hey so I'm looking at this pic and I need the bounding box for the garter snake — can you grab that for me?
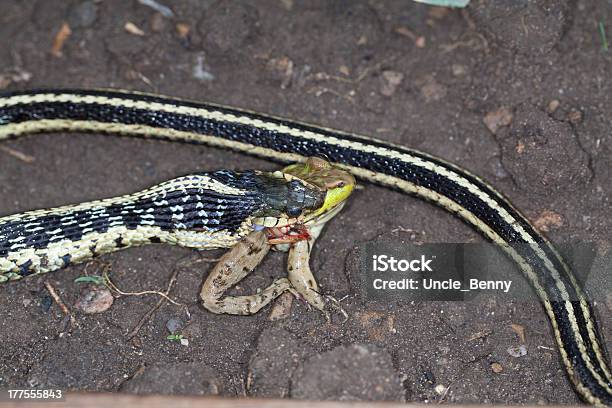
[0,89,610,405]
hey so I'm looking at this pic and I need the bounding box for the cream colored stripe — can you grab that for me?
[2,224,241,277]
[0,171,246,223]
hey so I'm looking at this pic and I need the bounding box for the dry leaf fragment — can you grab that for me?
[51,22,72,58]
[381,70,404,96]
[533,210,564,232]
[468,329,492,341]
[394,26,425,48]
[510,323,526,343]
[491,362,503,373]
[176,22,190,38]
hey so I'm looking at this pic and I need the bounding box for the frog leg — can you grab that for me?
[286,223,348,321]
[200,230,297,315]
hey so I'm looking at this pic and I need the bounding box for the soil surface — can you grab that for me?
[0,0,610,405]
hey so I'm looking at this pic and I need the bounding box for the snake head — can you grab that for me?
[281,157,355,225]
[251,158,355,233]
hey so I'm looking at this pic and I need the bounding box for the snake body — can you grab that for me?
[0,89,610,405]
[0,169,326,281]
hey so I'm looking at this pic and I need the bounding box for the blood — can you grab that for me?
[265,224,310,244]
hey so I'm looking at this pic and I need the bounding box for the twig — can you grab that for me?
[355,54,399,82]
[123,254,217,340]
[125,265,182,340]
[312,72,354,84]
[105,274,183,306]
[600,22,609,51]
[0,145,35,163]
[306,86,355,103]
[126,294,166,340]
[44,281,77,329]
[51,22,71,58]
[137,0,174,18]
[437,383,452,404]
[100,261,182,306]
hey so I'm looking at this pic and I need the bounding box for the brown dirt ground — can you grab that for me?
[0,0,610,405]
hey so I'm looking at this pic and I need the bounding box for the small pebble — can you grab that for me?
[567,109,583,124]
[483,107,513,135]
[434,384,448,395]
[418,75,446,102]
[338,65,350,76]
[452,64,467,77]
[192,53,215,82]
[166,317,183,333]
[507,345,528,358]
[68,0,98,28]
[547,99,560,113]
[74,286,114,314]
[380,70,404,97]
[487,156,509,179]
[438,345,450,355]
[420,368,436,385]
[125,22,145,36]
[40,295,53,313]
[150,13,166,32]
[491,362,503,373]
